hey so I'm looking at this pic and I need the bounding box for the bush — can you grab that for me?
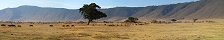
[124,17,138,23]
[171,19,177,22]
[206,21,215,23]
[78,21,85,23]
[103,21,109,23]
[151,20,158,23]
[17,25,21,27]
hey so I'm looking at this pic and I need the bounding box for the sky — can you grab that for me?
[0,0,198,10]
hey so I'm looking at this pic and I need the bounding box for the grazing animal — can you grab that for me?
[1,24,6,26]
[8,25,16,27]
[29,25,33,27]
[71,25,74,27]
[104,24,106,25]
[49,25,53,27]
[108,24,115,26]
[62,25,65,27]
[66,25,70,27]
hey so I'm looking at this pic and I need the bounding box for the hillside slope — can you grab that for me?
[0,0,223,22]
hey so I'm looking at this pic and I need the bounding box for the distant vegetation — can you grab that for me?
[124,17,139,23]
[193,19,198,22]
[79,3,107,25]
[171,19,177,22]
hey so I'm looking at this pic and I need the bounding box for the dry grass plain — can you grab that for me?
[0,19,224,40]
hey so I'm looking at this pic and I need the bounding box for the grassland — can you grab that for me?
[0,19,224,40]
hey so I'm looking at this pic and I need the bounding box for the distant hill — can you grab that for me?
[0,6,82,22]
[0,0,223,22]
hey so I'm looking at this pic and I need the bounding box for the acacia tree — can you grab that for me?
[79,3,107,25]
[193,19,198,22]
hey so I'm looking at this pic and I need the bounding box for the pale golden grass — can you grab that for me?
[0,19,224,40]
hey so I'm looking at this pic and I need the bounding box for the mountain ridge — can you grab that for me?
[0,0,223,22]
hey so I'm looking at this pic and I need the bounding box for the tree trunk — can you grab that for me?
[193,20,196,23]
[87,20,91,25]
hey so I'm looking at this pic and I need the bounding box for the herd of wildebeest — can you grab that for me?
[0,20,216,27]
[1,24,27,27]
[0,24,77,27]
[0,22,148,27]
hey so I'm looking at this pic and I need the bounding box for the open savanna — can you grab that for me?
[0,19,224,40]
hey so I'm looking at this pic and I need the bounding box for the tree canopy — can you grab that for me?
[79,3,107,25]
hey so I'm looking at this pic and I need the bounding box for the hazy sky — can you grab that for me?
[0,0,198,10]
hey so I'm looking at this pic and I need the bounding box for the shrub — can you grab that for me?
[171,19,177,22]
[103,21,109,23]
[17,25,21,27]
[151,20,158,23]
[124,17,138,23]
[78,21,85,23]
